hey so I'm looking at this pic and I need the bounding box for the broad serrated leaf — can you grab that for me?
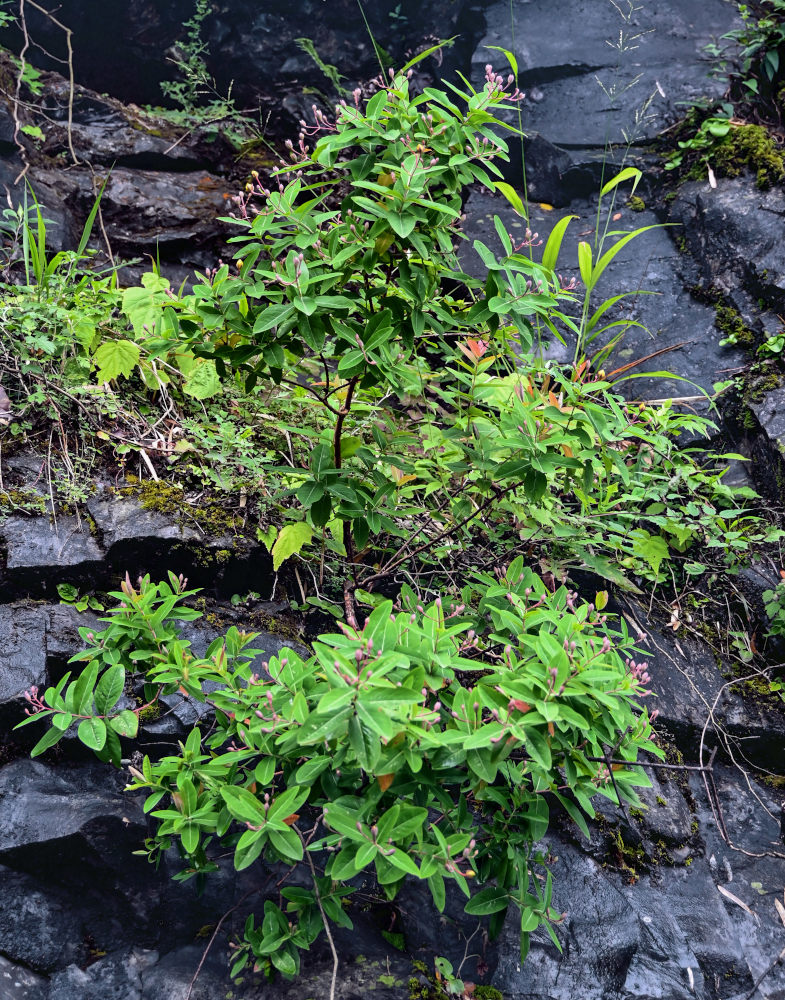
[183,360,222,399]
[271,521,313,571]
[93,339,141,382]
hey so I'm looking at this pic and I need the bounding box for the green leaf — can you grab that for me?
[93,339,141,382]
[294,756,331,785]
[577,242,593,289]
[221,785,266,825]
[180,824,199,854]
[494,182,526,218]
[600,166,642,198]
[271,947,298,977]
[386,848,420,877]
[183,360,222,399]
[109,710,139,738]
[309,443,333,479]
[464,885,510,915]
[272,521,313,571]
[632,529,669,577]
[78,717,107,751]
[296,480,325,507]
[578,553,642,593]
[267,785,310,824]
[428,872,446,912]
[484,43,518,77]
[94,664,125,715]
[234,828,266,870]
[268,826,304,861]
[30,726,66,757]
[542,215,577,272]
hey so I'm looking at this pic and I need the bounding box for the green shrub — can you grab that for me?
[19,566,658,976]
[126,67,770,595]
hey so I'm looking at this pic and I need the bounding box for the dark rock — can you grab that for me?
[48,948,158,1000]
[0,867,88,972]
[6,0,476,111]
[0,158,77,253]
[78,167,230,257]
[0,515,104,599]
[0,956,48,1000]
[0,605,47,737]
[43,603,102,679]
[137,945,230,1000]
[493,764,785,999]
[501,134,580,206]
[744,384,785,509]
[622,598,785,770]
[476,0,738,154]
[0,760,144,867]
[39,79,232,173]
[670,178,785,315]
[86,494,200,587]
[750,386,785,458]
[86,494,273,597]
[0,100,16,154]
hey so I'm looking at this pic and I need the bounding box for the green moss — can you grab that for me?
[741,406,758,431]
[137,702,162,722]
[122,477,239,536]
[655,795,668,807]
[711,124,785,190]
[715,303,755,347]
[746,368,782,403]
[474,989,504,1000]
[0,488,48,515]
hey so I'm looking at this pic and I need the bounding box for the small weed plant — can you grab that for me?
[716,0,785,103]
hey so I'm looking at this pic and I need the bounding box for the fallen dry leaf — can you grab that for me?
[718,884,759,922]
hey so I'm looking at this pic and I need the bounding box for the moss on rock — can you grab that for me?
[687,123,785,190]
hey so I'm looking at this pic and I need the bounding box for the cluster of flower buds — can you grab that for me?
[484,63,525,102]
[625,657,651,693]
[253,688,281,733]
[445,837,478,876]
[22,685,46,715]
[509,228,543,252]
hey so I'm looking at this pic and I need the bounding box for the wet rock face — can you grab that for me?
[0,488,272,601]
[670,178,785,315]
[477,0,738,150]
[8,0,477,107]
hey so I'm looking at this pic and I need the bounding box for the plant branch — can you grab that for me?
[359,481,519,590]
[300,828,339,1000]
